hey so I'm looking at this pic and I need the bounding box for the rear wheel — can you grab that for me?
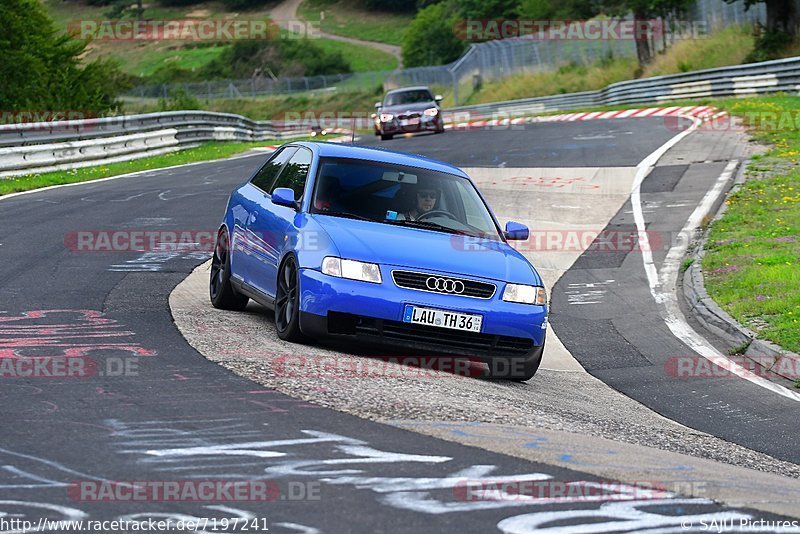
[210,228,248,311]
[275,256,305,342]
[486,339,545,382]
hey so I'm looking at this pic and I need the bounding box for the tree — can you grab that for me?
[0,0,127,113]
[402,2,467,67]
[728,0,799,36]
[602,0,693,66]
[456,0,520,19]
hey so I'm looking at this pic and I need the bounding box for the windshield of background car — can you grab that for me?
[384,90,434,106]
[310,157,502,240]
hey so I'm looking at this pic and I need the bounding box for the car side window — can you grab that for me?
[250,147,297,192]
[270,147,312,200]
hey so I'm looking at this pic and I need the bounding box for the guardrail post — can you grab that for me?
[451,70,459,106]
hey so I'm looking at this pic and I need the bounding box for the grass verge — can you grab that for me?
[314,38,398,71]
[0,140,297,197]
[299,0,411,46]
[701,95,800,353]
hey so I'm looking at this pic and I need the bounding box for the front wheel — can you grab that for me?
[380,133,394,141]
[275,256,305,342]
[210,228,249,311]
[486,339,545,382]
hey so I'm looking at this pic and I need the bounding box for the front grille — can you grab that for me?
[354,317,534,356]
[397,112,421,120]
[392,270,496,299]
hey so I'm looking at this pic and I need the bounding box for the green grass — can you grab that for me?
[299,0,411,46]
[701,95,800,353]
[0,140,299,196]
[314,37,397,71]
[464,26,755,106]
[122,44,230,77]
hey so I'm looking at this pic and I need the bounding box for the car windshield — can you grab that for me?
[384,90,434,106]
[310,157,502,241]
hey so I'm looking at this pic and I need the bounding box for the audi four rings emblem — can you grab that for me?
[426,276,465,294]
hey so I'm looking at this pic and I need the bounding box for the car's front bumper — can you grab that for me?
[297,267,546,361]
[380,115,442,134]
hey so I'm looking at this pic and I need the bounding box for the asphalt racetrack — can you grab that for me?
[2,119,798,532]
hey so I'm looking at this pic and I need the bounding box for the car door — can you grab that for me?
[233,147,296,288]
[246,147,312,298]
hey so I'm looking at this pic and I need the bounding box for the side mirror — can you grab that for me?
[504,221,529,240]
[370,112,377,119]
[374,102,382,110]
[271,187,297,209]
[434,94,443,102]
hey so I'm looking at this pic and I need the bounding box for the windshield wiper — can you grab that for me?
[316,210,373,222]
[387,218,471,236]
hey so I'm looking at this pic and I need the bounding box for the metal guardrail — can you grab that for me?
[0,111,314,177]
[2,55,799,177]
[448,56,800,119]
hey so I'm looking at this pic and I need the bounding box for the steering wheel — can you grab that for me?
[417,210,458,221]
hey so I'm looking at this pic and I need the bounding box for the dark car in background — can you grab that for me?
[373,86,445,141]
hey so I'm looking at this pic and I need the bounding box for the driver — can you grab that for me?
[401,186,439,221]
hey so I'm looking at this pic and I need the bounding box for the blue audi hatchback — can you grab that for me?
[211,141,547,380]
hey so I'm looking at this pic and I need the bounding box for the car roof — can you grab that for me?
[385,86,431,95]
[290,141,468,178]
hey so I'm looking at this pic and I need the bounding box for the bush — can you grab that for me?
[745,30,793,63]
[402,3,466,67]
[158,87,201,111]
[201,39,351,79]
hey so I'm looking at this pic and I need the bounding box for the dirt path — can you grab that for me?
[269,0,403,67]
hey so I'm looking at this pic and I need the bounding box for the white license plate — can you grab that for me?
[402,305,482,333]
[400,118,420,126]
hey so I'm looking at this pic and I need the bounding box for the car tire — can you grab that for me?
[210,228,249,311]
[275,256,305,342]
[380,133,393,141]
[486,339,545,382]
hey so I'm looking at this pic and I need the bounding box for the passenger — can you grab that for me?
[314,176,342,212]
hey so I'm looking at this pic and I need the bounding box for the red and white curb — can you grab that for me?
[444,106,727,129]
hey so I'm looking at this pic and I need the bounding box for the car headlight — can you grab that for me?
[423,107,438,116]
[322,257,382,284]
[380,113,394,122]
[502,284,546,305]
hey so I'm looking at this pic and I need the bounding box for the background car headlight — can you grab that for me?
[322,257,382,284]
[502,284,546,305]
[380,113,394,122]
[423,107,438,116]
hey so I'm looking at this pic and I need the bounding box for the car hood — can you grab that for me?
[312,215,541,285]
[381,102,438,114]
